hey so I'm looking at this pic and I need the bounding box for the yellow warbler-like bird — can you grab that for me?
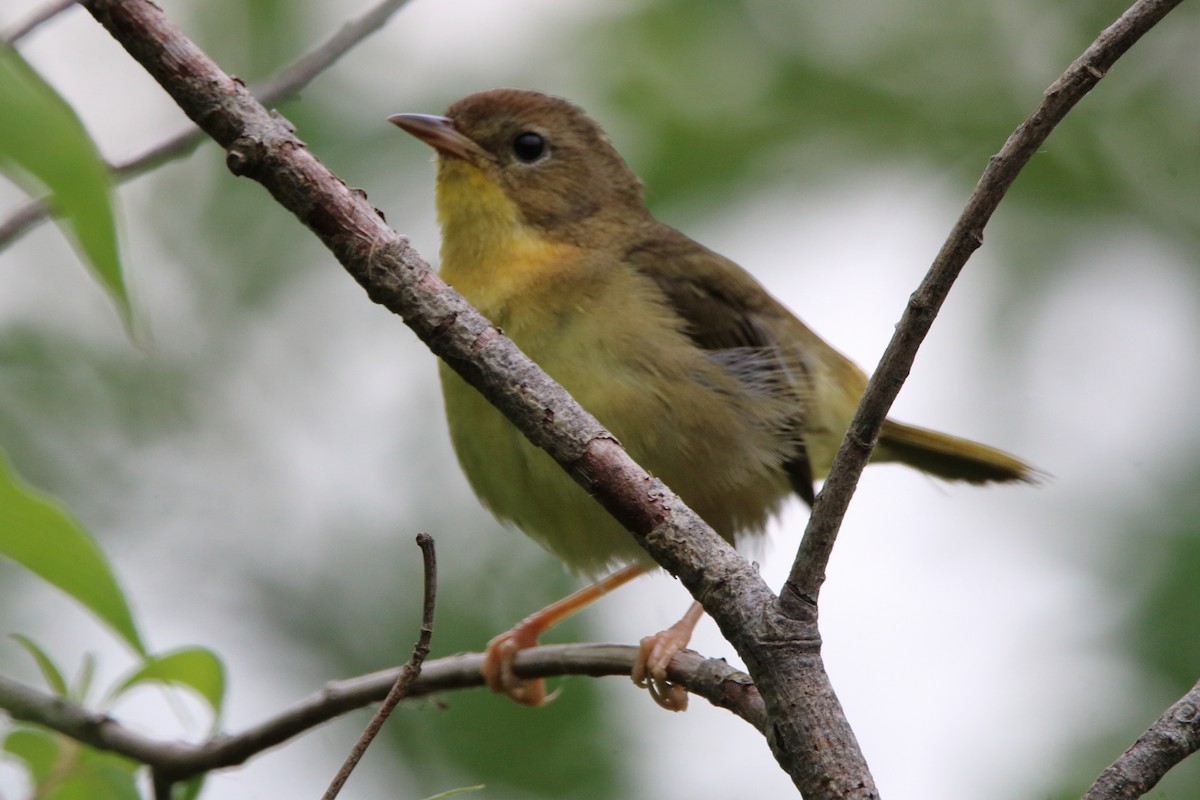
[390,89,1033,711]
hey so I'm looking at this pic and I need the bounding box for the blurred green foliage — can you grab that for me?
[1,0,1199,797]
[591,1,1200,274]
[0,43,127,321]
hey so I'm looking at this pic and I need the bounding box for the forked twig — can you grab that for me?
[321,533,437,800]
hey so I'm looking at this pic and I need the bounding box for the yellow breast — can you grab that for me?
[434,158,793,575]
[435,159,577,312]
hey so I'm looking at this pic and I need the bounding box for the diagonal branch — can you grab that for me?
[785,0,1188,608]
[1083,678,1200,799]
[0,644,762,780]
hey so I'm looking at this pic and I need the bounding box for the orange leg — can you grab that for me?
[483,564,647,705]
[632,600,705,712]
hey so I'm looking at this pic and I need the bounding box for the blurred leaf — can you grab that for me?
[3,728,141,800]
[173,774,208,800]
[47,745,141,800]
[3,727,59,783]
[0,451,146,655]
[112,646,226,715]
[72,652,97,704]
[0,44,129,323]
[10,634,68,696]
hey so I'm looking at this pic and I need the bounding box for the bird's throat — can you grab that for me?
[435,158,579,319]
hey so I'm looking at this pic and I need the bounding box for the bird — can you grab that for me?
[389,88,1034,711]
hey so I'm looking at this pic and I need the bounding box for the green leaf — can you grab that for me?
[62,747,141,800]
[71,652,98,703]
[0,452,146,655]
[9,634,69,696]
[3,727,60,783]
[173,774,208,800]
[49,747,140,800]
[5,729,141,800]
[0,43,130,323]
[112,646,226,715]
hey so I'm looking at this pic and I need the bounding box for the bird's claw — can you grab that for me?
[632,628,691,712]
[482,628,548,706]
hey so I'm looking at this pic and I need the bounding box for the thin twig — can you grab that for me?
[1,0,77,43]
[322,533,437,800]
[0,0,413,250]
[1083,678,1200,800]
[250,0,412,112]
[0,201,47,249]
[113,0,413,181]
[784,0,1187,609]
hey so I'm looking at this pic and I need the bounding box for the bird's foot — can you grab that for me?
[482,626,548,706]
[631,620,694,712]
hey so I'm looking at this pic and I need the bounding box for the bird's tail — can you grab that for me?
[875,419,1037,485]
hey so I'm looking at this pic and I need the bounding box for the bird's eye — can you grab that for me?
[512,132,546,163]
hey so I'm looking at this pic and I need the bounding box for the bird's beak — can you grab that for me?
[388,113,483,161]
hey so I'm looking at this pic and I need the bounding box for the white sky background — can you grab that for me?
[3,1,1199,799]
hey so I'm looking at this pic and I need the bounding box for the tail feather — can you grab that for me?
[876,420,1037,485]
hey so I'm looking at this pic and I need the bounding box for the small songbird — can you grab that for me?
[390,89,1033,711]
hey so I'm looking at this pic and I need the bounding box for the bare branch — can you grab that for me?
[1084,678,1200,800]
[0,644,761,780]
[1,0,77,44]
[112,0,414,182]
[250,0,413,112]
[786,0,1188,607]
[0,0,414,250]
[321,533,437,800]
[0,201,47,250]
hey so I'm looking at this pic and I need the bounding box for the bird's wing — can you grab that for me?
[623,225,817,504]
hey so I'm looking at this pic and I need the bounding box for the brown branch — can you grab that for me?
[1083,678,1200,800]
[0,201,47,250]
[786,0,1188,608]
[0,0,413,250]
[0,644,762,780]
[321,533,437,800]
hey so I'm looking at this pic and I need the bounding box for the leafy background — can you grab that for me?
[2,0,1199,797]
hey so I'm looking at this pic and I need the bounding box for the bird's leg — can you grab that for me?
[631,600,705,712]
[483,563,647,705]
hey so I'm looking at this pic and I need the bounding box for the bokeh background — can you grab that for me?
[3,0,1200,797]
